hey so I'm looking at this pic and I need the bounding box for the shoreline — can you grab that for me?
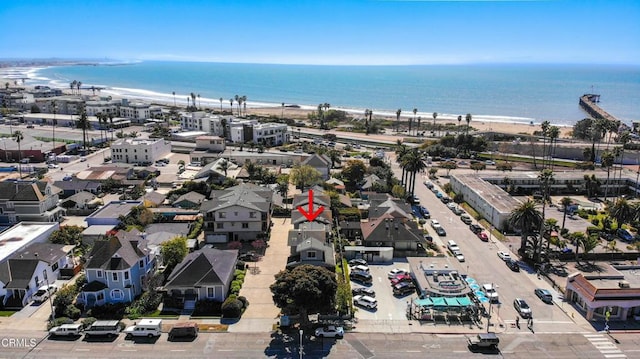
[2,66,574,138]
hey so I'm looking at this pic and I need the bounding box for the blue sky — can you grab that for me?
[1,0,639,65]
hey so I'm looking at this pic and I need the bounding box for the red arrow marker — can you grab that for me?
[297,189,325,222]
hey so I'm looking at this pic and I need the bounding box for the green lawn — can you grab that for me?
[0,310,17,317]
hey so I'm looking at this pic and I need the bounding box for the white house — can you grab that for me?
[119,99,151,123]
[110,138,171,165]
[252,122,289,146]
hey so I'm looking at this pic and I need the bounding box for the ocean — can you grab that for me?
[27,61,640,126]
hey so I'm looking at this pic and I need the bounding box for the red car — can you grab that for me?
[390,274,412,285]
[478,232,489,242]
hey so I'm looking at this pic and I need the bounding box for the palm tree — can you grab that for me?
[229,98,234,114]
[508,199,543,259]
[242,95,247,116]
[197,94,201,110]
[560,196,573,230]
[219,97,223,112]
[412,108,417,136]
[13,130,24,177]
[432,112,437,136]
[465,113,472,136]
[76,81,82,95]
[281,102,285,120]
[395,109,401,133]
[108,113,114,141]
[608,198,633,228]
[234,95,240,116]
[601,150,615,201]
[366,108,372,135]
[401,148,426,197]
[615,131,631,198]
[77,104,89,150]
[217,159,230,177]
[395,144,410,188]
[457,115,462,136]
[540,121,550,169]
[190,93,196,111]
[186,97,191,111]
[172,91,176,107]
[548,126,560,170]
[416,116,421,136]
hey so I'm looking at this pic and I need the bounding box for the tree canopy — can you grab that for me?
[160,236,188,275]
[270,265,337,322]
[49,225,84,246]
[290,164,322,190]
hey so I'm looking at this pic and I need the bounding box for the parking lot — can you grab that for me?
[350,262,415,322]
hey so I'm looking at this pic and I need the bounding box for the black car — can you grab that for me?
[238,253,261,262]
[348,259,368,267]
[505,259,520,272]
[393,282,416,296]
[469,224,483,234]
[352,287,376,297]
[435,227,447,236]
[350,271,373,284]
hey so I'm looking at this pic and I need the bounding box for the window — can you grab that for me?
[250,212,256,218]
[139,260,144,268]
[111,289,124,300]
[216,223,224,229]
[234,212,238,216]
[307,251,317,259]
[112,272,118,281]
[97,292,104,300]
[51,262,59,271]
[124,271,129,280]
[218,212,226,219]
[207,287,214,298]
[97,270,103,278]
[242,223,249,229]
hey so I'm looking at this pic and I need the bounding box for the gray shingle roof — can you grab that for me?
[0,259,39,289]
[164,248,238,288]
[85,236,148,270]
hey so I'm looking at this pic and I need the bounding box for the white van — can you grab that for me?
[85,320,122,338]
[123,319,162,338]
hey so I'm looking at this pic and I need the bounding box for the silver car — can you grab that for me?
[514,298,532,318]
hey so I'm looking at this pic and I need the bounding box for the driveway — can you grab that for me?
[231,217,292,332]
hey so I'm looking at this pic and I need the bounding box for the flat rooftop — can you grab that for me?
[408,257,472,297]
[0,222,59,262]
[451,173,520,214]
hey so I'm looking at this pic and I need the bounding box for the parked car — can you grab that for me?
[469,224,483,234]
[424,181,434,189]
[497,251,511,261]
[238,252,261,262]
[390,274,412,285]
[534,288,553,304]
[440,196,452,204]
[505,259,520,272]
[49,323,83,337]
[168,322,199,341]
[513,298,532,318]
[387,268,408,279]
[84,320,122,338]
[352,287,376,297]
[446,202,457,210]
[617,228,634,242]
[123,319,162,338]
[430,220,441,229]
[460,215,472,225]
[33,284,58,303]
[435,227,447,236]
[314,325,344,338]
[392,282,416,296]
[424,234,433,242]
[353,295,378,309]
[477,232,489,242]
[452,207,463,215]
[350,271,373,284]
[419,206,431,219]
[348,259,368,266]
[351,264,370,273]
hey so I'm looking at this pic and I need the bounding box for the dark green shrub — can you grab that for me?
[237,296,249,309]
[221,298,243,318]
[82,317,97,329]
[87,303,127,319]
[47,317,73,330]
[193,300,222,316]
[64,305,82,320]
[591,218,600,226]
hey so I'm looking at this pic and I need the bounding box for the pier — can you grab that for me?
[579,94,618,123]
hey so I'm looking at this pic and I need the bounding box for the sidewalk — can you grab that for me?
[229,217,292,332]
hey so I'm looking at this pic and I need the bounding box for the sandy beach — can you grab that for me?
[249,106,574,139]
